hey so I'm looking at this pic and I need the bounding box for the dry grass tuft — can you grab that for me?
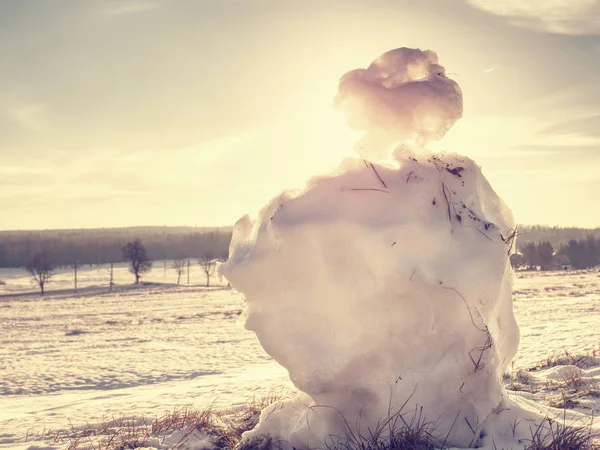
[217,391,289,449]
[505,369,540,393]
[534,350,599,371]
[559,366,586,389]
[31,387,600,450]
[65,417,152,450]
[548,392,580,410]
[151,405,218,435]
[578,387,600,399]
[523,417,599,450]
[505,349,600,412]
[319,405,439,450]
[45,392,290,450]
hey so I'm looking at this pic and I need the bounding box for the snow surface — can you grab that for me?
[0,269,599,449]
[0,267,286,450]
[513,270,600,369]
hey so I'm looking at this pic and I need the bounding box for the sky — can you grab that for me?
[1,0,599,230]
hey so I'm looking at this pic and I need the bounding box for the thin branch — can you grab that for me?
[343,188,390,193]
[475,228,494,242]
[441,183,452,223]
[441,410,461,450]
[368,162,388,189]
[442,286,486,332]
[465,417,475,435]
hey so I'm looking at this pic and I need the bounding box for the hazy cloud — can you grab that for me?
[0,0,599,229]
[466,0,600,35]
[99,0,165,16]
[539,114,600,139]
[0,166,51,176]
[10,104,49,131]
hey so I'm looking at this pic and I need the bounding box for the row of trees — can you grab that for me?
[516,225,600,251]
[0,227,231,268]
[23,238,227,295]
[171,258,218,286]
[125,238,221,286]
[511,236,600,271]
[557,237,599,269]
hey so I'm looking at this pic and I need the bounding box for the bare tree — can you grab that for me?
[25,251,54,295]
[122,239,152,284]
[509,253,526,270]
[198,256,216,287]
[172,259,186,285]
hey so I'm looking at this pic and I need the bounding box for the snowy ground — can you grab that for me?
[512,270,600,369]
[0,267,598,449]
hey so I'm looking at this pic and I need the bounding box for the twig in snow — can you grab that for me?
[501,226,519,255]
[440,410,461,450]
[476,228,493,242]
[270,204,283,221]
[441,183,452,223]
[443,286,493,372]
[443,286,486,333]
[367,162,388,188]
[345,188,390,193]
[465,417,476,435]
[469,332,493,373]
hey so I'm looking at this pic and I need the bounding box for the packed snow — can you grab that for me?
[334,48,463,160]
[222,147,519,448]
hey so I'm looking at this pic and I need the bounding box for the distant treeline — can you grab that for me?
[0,226,232,268]
[1,224,598,269]
[516,225,600,252]
[512,236,600,270]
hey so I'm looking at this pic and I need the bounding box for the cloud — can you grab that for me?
[541,114,600,139]
[99,0,164,16]
[334,47,463,160]
[10,104,48,131]
[0,166,51,176]
[465,0,600,35]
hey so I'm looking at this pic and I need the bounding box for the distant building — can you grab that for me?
[548,254,572,271]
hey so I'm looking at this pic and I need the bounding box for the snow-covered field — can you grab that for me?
[0,267,598,449]
[512,270,600,369]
